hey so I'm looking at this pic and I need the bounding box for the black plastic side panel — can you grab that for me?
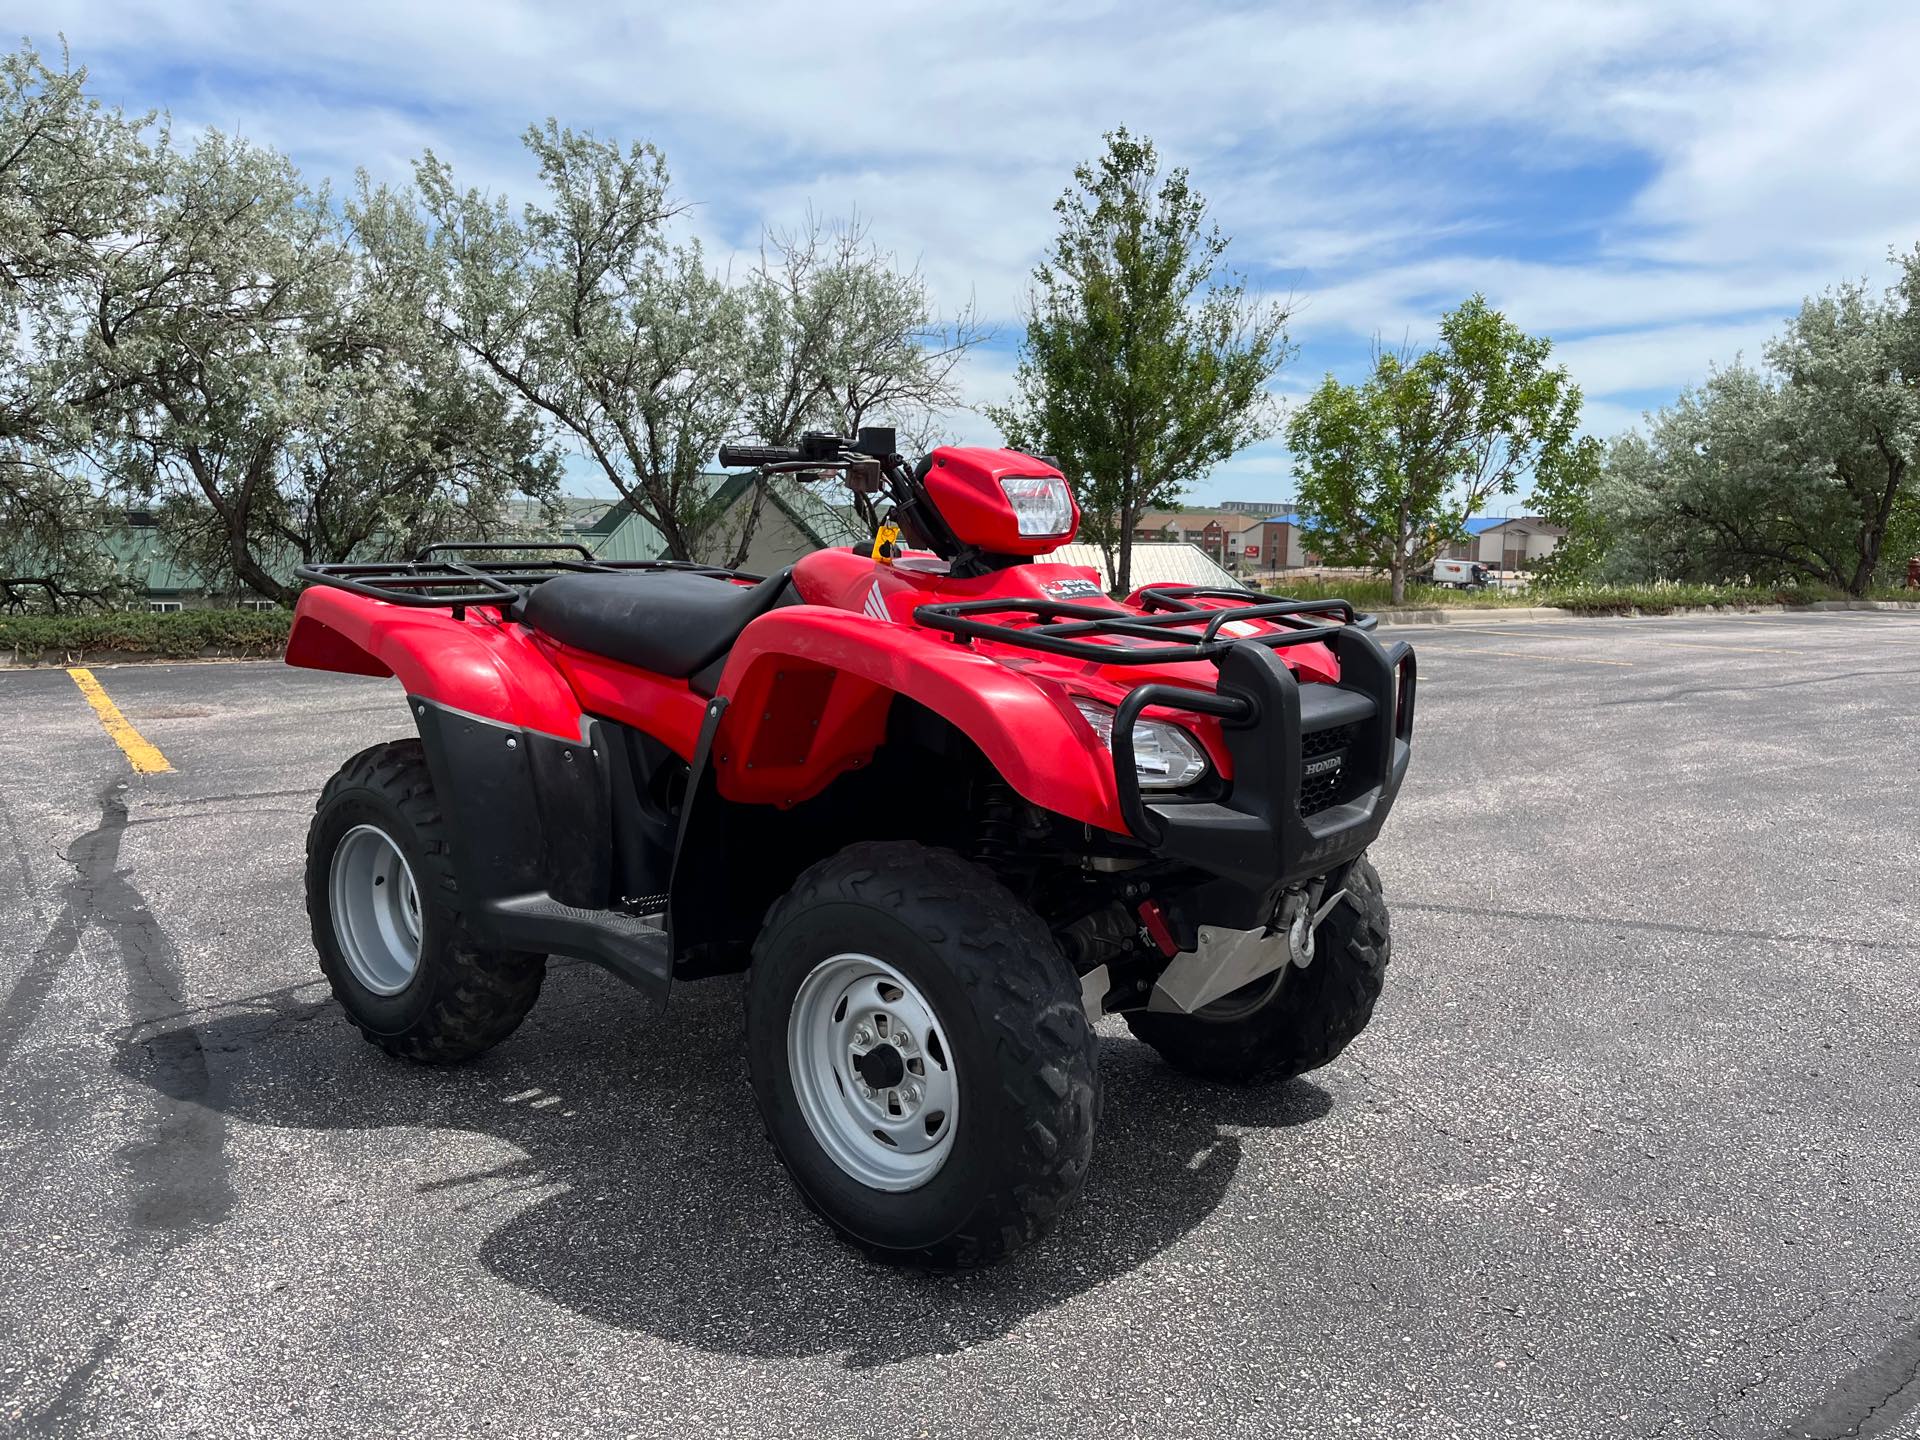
[410,698,548,922]
[409,698,613,923]
[598,720,679,906]
[527,722,612,909]
[666,696,733,980]
[409,697,670,1004]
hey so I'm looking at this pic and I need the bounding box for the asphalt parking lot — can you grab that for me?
[2,610,1917,1439]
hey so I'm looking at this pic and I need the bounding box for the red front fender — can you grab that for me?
[712,607,1125,831]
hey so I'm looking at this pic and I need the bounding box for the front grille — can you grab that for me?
[1299,724,1353,815]
[1301,724,1350,760]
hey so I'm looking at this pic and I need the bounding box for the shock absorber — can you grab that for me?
[972,779,1017,864]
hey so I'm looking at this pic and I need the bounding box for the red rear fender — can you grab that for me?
[285,588,587,739]
[712,607,1125,829]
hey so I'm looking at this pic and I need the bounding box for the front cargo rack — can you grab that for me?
[296,543,762,615]
[913,584,1378,668]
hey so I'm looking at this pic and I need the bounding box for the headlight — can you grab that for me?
[998,474,1075,537]
[1072,698,1210,790]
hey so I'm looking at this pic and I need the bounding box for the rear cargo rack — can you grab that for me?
[913,584,1378,667]
[297,543,762,615]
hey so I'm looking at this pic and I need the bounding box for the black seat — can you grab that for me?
[522,568,793,677]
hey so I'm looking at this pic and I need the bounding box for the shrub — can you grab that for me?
[0,607,292,661]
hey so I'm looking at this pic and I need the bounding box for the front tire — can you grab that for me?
[1125,855,1392,1085]
[746,842,1100,1268]
[306,740,545,1064]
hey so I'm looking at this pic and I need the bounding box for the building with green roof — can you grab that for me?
[85,472,867,609]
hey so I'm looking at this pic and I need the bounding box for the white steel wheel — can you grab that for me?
[787,953,958,1192]
[328,823,423,996]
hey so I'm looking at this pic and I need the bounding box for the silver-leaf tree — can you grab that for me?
[734,212,986,547]
[1588,254,1919,594]
[16,59,557,604]
[0,44,142,609]
[387,123,751,565]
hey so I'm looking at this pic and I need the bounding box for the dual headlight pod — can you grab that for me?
[997,474,1076,537]
[1071,697,1210,791]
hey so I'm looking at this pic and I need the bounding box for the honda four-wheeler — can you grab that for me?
[286,429,1416,1268]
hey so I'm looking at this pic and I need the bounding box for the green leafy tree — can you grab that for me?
[1288,296,1595,604]
[1539,430,1669,585]
[1597,368,1806,587]
[987,129,1291,593]
[1527,433,1617,588]
[1884,486,1920,586]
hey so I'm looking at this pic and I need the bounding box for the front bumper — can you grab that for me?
[1112,629,1415,906]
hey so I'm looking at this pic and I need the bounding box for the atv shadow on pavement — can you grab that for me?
[113,961,1334,1368]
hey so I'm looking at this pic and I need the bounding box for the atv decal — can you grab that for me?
[861,582,891,622]
[1042,577,1104,601]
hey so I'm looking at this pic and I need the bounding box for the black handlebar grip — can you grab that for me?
[717,444,801,468]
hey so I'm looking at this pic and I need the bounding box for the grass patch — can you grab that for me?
[1262,577,1917,614]
[1260,577,1533,610]
[0,607,292,662]
[1539,582,1817,615]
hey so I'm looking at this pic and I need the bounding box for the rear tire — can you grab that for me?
[305,740,544,1064]
[1125,856,1392,1085]
[746,842,1100,1268]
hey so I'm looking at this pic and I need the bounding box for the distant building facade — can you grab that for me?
[1132,510,1321,573]
[1439,517,1568,570]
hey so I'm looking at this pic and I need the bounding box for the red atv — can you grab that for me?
[287,428,1416,1267]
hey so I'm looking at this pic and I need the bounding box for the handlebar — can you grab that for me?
[718,427,898,472]
[716,444,802,468]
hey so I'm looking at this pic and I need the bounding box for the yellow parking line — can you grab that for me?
[67,668,174,775]
[1449,648,1634,667]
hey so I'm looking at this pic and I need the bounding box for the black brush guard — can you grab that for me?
[916,586,1416,896]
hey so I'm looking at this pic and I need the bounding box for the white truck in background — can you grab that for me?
[1417,557,1493,591]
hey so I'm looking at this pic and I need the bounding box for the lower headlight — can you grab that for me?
[1072,698,1211,791]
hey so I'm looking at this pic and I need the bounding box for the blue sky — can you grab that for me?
[28,1,1920,508]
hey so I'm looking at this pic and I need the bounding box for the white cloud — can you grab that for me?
[1549,320,1781,397]
[1574,397,1655,443]
[35,0,1920,491]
